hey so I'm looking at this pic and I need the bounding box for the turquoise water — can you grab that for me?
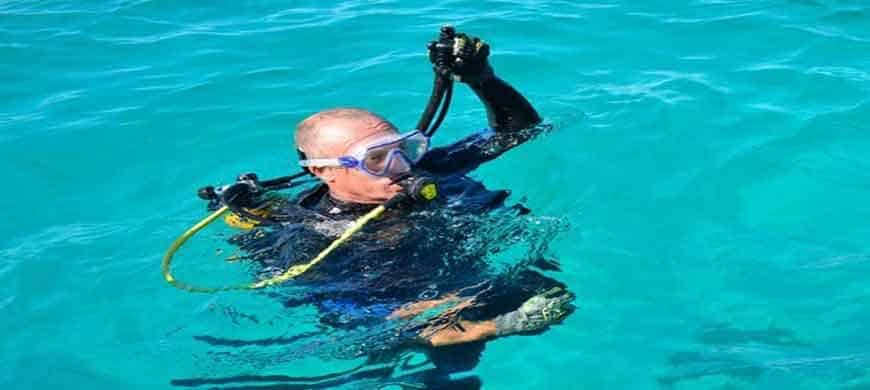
[3,0,870,388]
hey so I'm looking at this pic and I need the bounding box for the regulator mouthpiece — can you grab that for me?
[404,176,439,202]
[397,175,438,202]
[386,175,439,208]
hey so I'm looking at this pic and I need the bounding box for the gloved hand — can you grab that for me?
[493,287,574,336]
[219,174,263,209]
[428,28,494,84]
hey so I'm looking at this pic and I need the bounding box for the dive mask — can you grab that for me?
[299,130,429,177]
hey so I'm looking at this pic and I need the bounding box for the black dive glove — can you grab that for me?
[219,173,264,209]
[427,27,541,131]
[428,29,494,85]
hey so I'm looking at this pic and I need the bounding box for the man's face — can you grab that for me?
[306,118,405,204]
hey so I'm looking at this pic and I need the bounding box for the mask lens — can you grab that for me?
[382,151,412,176]
[398,134,428,162]
[360,132,429,176]
[362,148,390,174]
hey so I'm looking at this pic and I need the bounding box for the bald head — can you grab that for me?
[295,108,397,158]
[292,108,406,204]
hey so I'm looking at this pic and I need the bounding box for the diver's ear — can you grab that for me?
[310,166,336,183]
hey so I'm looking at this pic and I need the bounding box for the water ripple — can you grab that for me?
[243,66,295,78]
[45,115,106,131]
[38,89,84,108]
[643,70,731,94]
[786,24,870,43]
[0,295,14,310]
[806,66,870,83]
[800,254,870,270]
[822,6,869,22]
[574,70,728,106]
[104,65,152,75]
[325,50,417,73]
[0,112,44,127]
[663,11,767,25]
[97,105,143,114]
[0,259,15,279]
[0,223,131,260]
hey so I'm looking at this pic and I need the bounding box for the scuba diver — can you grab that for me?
[172,27,575,384]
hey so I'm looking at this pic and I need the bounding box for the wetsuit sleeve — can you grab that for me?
[470,75,541,133]
[418,75,546,175]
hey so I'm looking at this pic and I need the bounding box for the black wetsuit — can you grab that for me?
[234,75,568,372]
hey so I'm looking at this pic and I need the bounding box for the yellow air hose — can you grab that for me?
[162,204,387,293]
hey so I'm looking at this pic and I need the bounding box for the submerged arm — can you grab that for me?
[387,295,499,347]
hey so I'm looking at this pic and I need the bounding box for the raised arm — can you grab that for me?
[417,31,546,175]
[448,32,541,132]
[467,73,541,132]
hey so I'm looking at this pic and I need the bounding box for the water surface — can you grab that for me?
[2,0,870,388]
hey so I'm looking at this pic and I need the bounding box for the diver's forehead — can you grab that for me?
[306,117,397,156]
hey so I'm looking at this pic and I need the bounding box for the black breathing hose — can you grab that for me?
[418,26,456,137]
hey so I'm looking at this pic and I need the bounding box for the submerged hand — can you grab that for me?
[494,287,575,336]
[387,294,461,320]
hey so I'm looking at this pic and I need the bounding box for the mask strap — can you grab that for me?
[297,149,314,176]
